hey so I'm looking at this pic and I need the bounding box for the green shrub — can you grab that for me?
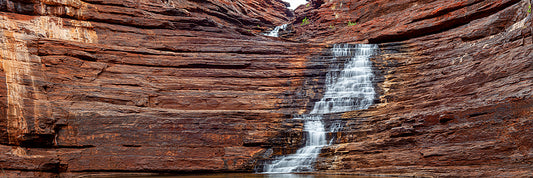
[347,21,357,26]
[301,17,310,25]
[528,4,531,13]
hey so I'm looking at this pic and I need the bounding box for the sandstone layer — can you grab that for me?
[284,0,532,177]
[0,0,532,177]
[0,0,318,176]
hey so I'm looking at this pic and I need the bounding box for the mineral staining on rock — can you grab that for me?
[0,13,98,146]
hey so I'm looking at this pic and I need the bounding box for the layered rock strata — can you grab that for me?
[0,0,316,176]
[0,0,531,177]
[285,0,532,176]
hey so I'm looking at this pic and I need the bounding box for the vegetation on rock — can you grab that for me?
[301,17,310,25]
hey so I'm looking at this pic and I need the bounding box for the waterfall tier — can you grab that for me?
[264,24,288,37]
[263,44,377,173]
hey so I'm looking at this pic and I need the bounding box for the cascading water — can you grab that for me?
[263,44,377,173]
[264,24,288,37]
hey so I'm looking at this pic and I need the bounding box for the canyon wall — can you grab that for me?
[0,0,316,176]
[0,0,532,177]
[289,0,532,176]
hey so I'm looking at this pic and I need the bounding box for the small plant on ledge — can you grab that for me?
[528,4,531,13]
[347,21,357,26]
[301,17,310,26]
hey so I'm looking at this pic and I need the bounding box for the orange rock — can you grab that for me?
[0,0,532,177]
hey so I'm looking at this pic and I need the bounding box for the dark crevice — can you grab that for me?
[469,112,489,118]
[41,163,68,173]
[439,116,455,123]
[179,63,251,69]
[157,8,191,17]
[1,168,63,174]
[83,95,131,105]
[410,0,483,23]
[67,52,98,62]
[422,153,445,158]
[102,61,252,70]
[87,11,219,30]
[19,134,55,148]
[190,8,248,27]
[313,0,325,9]
[243,142,263,147]
[369,0,521,43]
[18,133,95,148]
[150,47,288,55]
[113,83,142,87]
[80,0,130,8]
[54,145,96,148]
[460,34,487,42]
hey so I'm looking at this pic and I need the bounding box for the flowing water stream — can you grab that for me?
[264,24,288,37]
[263,44,377,173]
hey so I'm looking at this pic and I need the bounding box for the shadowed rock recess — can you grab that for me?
[0,0,531,177]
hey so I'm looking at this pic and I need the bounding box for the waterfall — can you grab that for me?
[263,44,377,173]
[264,24,288,37]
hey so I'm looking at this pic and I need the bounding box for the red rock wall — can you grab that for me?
[0,0,532,177]
[285,0,532,176]
[0,0,318,176]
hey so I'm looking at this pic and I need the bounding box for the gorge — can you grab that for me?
[0,0,532,177]
[264,44,377,173]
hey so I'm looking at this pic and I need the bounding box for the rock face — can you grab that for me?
[0,0,532,177]
[0,0,315,176]
[288,0,532,177]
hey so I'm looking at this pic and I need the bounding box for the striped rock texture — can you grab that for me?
[0,0,532,177]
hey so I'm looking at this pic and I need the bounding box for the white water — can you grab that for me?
[264,24,288,37]
[264,44,377,173]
